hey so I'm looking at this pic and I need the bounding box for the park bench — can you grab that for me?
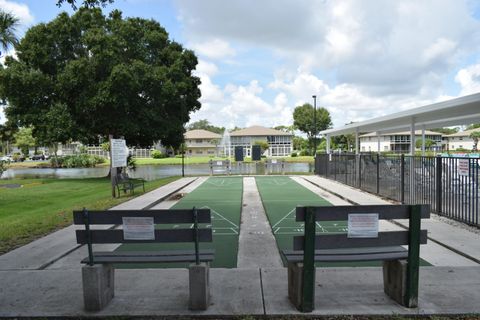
[114,172,145,197]
[73,208,214,311]
[282,204,429,312]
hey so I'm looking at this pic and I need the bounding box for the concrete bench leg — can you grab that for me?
[383,259,417,307]
[189,263,210,310]
[288,262,305,311]
[82,264,114,311]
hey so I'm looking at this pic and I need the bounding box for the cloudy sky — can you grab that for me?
[2,0,480,129]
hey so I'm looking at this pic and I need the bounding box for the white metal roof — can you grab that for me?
[320,92,480,136]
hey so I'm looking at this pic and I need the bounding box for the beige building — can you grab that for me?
[359,130,442,153]
[444,128,480,151]
[184,129,221,157]
[230,126,293,157]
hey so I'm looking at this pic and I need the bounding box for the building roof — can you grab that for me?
[320,92,480,136]
[360,130,442,138]
[230,126,292,137]
[184,129,221,139]
[444,128,480,137]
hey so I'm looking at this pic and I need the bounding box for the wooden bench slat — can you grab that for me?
[90,249,215,257]
[293,230,428,250]
[296,204,430,221]
[81,254,215,264]
[283,251,408,263]
[73,209,211,225]
[282,246,407,257]
[76,229,212,244]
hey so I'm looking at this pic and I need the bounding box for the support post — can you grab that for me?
[109,135,116,198]
[401,154,405,204]
[301,207,316,312]
[421,125,426,157]
[376,153,380,194]
[435,156,442,213]
[405,205,421,307]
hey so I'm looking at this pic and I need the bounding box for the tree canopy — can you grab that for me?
[469,131,480,151]
[293,103,332,139]
[187,119,224,134]
[56,0,113,10]
[430,127,459,135]
[0,10,19,56]
[0,8,201,148]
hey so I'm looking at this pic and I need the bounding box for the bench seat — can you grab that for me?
[81,249,215,264]
[283,246,408,263]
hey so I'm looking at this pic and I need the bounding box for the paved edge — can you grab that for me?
[237,177,283,268]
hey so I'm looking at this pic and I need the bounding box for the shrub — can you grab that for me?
[52,154,105,168]
[151,150,167,159]
[299,149,310,156]
[291,152,298,157]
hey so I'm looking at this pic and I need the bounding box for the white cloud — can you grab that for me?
[189,39,236,60]
[0,0,34,26]
[196,60,219,77]
[455,63,480,96]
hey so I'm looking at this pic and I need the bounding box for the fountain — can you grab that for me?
[220,129,231,158]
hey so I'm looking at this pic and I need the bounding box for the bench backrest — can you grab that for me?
[73,208,212,265]
[294,204,430,250]
[115,172,130,183]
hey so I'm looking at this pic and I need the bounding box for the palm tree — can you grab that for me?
[469,131,480,151]
[0,10,19,57]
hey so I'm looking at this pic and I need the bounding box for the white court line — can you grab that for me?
[271,208,296,229]
[201,206,239,229]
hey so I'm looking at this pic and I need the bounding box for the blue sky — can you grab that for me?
[2,0,480,129]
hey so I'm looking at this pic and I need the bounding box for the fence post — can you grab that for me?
[358,154,362,188]
[435,156,442,214]
[401,154,405,204]
[376,153,380,194]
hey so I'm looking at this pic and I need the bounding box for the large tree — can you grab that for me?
[0,8,201,148]
[187,119,224,134]
[293,103,332,153]
[470,131,480,151]
[56,0,113,10]
[0,10,19,56]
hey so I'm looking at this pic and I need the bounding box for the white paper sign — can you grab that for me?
[216,161,223,165]
[111,139,127,168]
[348,213,379,238]
[122,217,155,240]
[271,159,277,164]
[458,159,469,176]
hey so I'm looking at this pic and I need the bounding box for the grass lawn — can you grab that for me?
[135,155,314,165]
[0,176,179,254]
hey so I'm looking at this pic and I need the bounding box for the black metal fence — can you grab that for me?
[315,153,479,227]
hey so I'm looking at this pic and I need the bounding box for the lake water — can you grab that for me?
[1,162,313,180]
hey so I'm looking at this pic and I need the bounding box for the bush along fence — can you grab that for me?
[315,153,479,227]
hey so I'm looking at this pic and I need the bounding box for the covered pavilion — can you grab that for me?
[319,92,480,154]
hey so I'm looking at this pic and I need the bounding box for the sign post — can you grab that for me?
[109,135,127,197]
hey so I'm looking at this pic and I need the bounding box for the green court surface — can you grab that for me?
[116,177,242,268]
[255,176,430,267]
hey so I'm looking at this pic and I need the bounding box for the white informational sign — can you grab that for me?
[271,159,277,164]
[348,213,379,238]
[458,159,469,176]
[111,139,127,168]
[122,217,155,240]
[216,161,223,166]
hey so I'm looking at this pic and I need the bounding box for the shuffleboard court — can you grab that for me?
[115,176,242,268]
[255,176,430,267]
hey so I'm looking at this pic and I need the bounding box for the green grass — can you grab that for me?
[0,176,179,254]
[135,155,314,166]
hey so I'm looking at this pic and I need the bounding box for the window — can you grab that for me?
[384,146,389,151]
[195,150,203,154]
[196,139,202,143]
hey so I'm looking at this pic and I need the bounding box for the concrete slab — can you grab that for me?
[291,176,351,206]
[262,266,480,315]
[237,177,283,268]
[150,177,208,209]
[0,268,263,317]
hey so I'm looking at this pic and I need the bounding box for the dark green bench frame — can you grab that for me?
[114,172,145,197]
[282,204,430,312]
[73,207,213,311]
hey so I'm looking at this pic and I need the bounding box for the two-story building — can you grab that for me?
[230,126,293,157]
[184,129,222,157]
[359,130,443,153]
[443,128,480,151]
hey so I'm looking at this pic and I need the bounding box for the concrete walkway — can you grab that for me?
[237,177,282,268]
[1,176,479,317]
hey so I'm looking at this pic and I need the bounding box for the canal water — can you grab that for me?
[1,162,313,180]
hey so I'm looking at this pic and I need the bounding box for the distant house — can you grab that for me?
[184,129,221,157]
[359,130,442,153]
[443,128,480,151]
[230,126,293,157]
